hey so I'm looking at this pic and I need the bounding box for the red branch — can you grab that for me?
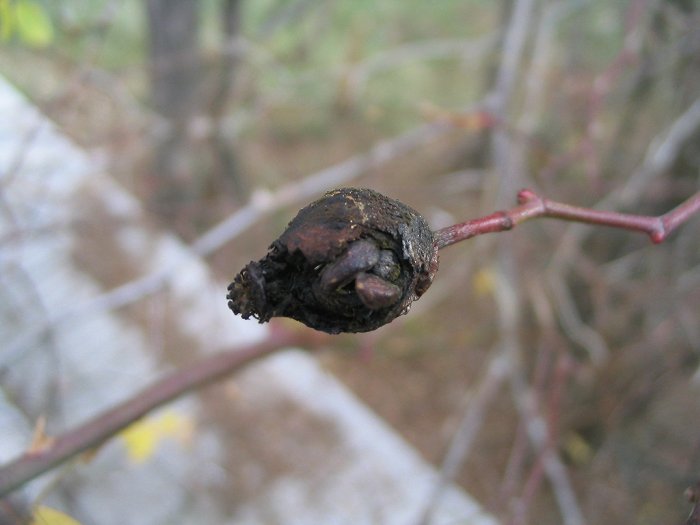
[435,189,700,249]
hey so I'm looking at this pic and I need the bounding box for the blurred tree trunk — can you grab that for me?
[453,0,512,172]
[146,0,201,222]
[206,0,247,203]
[147,0,200,125]
[145,0,245,229]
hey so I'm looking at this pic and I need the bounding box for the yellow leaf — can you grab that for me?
[13,0,53,47]
[472,267,496,297]
[119,410,194,465]
[31,506,82,525]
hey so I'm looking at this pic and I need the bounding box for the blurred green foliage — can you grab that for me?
[0,0,631,137]
[0,0,53,47]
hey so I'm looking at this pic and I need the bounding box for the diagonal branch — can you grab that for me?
[435,188,700,249]
[0,328,315,498]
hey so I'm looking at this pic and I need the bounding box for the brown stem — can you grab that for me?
[435,188,700,249]
[0,328,312,497]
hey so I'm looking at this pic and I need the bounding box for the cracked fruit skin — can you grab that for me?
[227,188,439,334]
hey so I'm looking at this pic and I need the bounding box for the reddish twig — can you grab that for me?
[0,327,316,497]
[435,188,700,249]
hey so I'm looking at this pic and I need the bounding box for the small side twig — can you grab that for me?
[547,272,608,364]
[435,188,700,250]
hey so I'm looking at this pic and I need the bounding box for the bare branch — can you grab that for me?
[191,121,448,256]
[345,35,497,101]
[435,188,700,249]
[549,96,700,267]
[415,350,511,525]
[621,97,700,205]
[547,272,609,364]
[508,370,585,525]
[0,328,313,497]
[419,0,536,517]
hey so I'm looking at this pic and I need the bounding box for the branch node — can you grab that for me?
[649,222,666,244]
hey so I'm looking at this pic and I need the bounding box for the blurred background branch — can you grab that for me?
[1,0,699,524]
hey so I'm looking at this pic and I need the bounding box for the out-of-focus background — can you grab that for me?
[1,1,699,524]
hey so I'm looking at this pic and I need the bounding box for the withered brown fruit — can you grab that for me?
[227,188,439,333]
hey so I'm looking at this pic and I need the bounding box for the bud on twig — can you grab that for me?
[228,186,699,333]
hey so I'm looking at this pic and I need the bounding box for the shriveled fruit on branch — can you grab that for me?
[227,188,439,333]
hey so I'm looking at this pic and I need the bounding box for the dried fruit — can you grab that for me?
[227,188,439,333]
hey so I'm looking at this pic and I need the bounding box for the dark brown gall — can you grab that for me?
[226,188,439,333]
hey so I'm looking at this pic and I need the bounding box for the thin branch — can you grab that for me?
[487,0,536,204]
[415,350,511,525]
[345,35,497,101]
[621,97,700,205]
[487,0,536,121]
[435,188,700,250]
[191,121,448,256]
[547,272,608,364]
[549,96,700,267]
[419,0,536,519]
[508,369,585,525]
[519,0,587,134]
[0,328,313,497]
